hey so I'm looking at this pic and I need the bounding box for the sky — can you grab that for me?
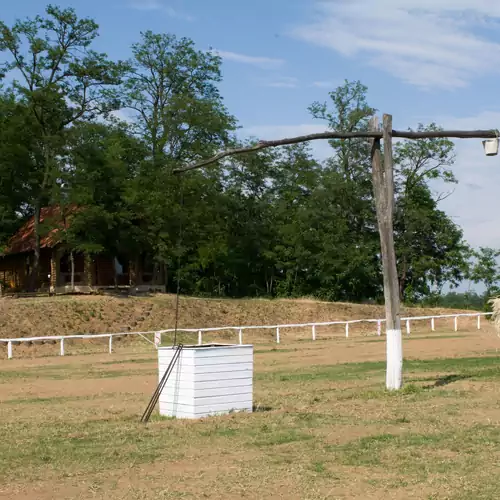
[2,0,500,259]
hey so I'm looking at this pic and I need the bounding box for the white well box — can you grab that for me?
[158,344,254,419]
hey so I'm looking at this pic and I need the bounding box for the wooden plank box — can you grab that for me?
[158,344,253,419]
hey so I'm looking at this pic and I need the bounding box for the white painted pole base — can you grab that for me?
[377,321,382,336]
[7,341,13,360]
[386,329,402,390]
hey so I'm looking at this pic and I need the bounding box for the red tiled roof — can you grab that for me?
[2,206,78,256]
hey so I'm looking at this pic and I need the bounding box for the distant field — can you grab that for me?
[1,326,500,499]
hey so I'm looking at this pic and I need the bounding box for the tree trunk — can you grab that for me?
[70,251,75,292]
[399,258,407,302]
[29,203,42,292]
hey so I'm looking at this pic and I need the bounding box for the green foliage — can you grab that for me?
[0,5,124,287]
[0,6,481,304]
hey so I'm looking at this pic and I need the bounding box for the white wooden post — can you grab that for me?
[60,338,65,356]
[454,316,458,332]
[377,321,382,336]
[276,327,280,344]
[431,317,435,332]
[7,341,12,359]
[109,335,113,354]
[238,328,243,345]
[312,325,316,341]
[477,315,481,330]
[406,319,410,335]
[345,323,349,338]
[198,330,202,345]
[371,115,402,391]
[154,331,162,347]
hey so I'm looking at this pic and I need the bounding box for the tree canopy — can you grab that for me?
[0,5,495,305]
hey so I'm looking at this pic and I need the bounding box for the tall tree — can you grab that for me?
[468,247,500,298]
[123,31,236,164]
[0,4,124,288]
[121,31,236,282]
[307,80,381,301]
[393,126,468,300]
[0,91,36,249]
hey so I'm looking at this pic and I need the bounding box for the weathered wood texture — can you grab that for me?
[175,128,499,173]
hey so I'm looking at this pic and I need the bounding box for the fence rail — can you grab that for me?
[0,312,493,360]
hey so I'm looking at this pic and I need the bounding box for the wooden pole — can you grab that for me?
[175,129,499,174]
[370,114,402,390]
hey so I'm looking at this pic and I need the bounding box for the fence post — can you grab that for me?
[431,317,435,332]
[276,327,280,344]
[454,316,458,332]
[60,338,65,356]
[154,331,162,347]
[477,315,481,330]
[7,341,12,360]
[345,323,349,338]
[238,328,243,345]
[406,319,410,336]
[312,325,316,341]
[198,330,202,345]
[377,320,382,337]
[109,335,113,354]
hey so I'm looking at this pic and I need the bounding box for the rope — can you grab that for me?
[173,179,184,346]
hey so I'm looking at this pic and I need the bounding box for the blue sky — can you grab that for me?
[3,0,500,260]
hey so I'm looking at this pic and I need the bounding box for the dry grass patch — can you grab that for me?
[1,334,500,498]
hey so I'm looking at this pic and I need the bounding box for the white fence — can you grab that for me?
[0,312,493,360]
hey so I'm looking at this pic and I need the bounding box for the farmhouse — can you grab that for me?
[0,206,166,294]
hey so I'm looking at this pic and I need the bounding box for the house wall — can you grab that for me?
[0,249,52,291]
[1,249,167,293]
[0,254,25,289]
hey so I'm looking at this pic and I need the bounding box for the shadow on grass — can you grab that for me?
[253,404,273,413]
[425,374,471,389]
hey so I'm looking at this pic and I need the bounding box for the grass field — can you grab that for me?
[1,321,500,499]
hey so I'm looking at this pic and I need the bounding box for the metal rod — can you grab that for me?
[141,344,183,423]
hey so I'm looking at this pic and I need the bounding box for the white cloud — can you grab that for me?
[292,0,500,89]
[239,124,332,160]
[214,50,285,69]
[129,1,193,21]
[311,80,339,89]
[110,109,134,123]
[264,76,299,88]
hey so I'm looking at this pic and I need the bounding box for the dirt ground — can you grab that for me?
[1,323,499,499]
